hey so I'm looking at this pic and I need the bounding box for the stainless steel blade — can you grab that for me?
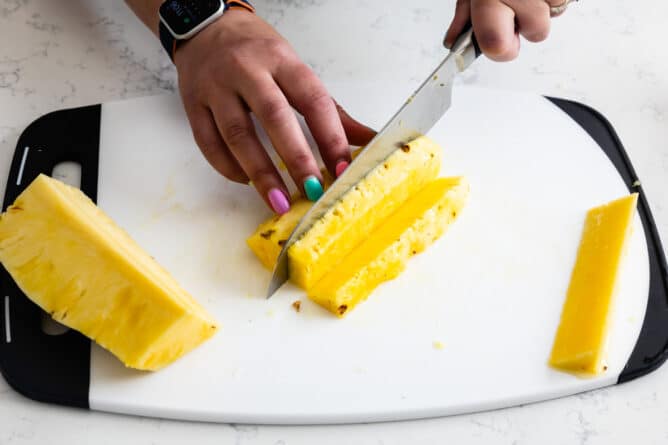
[266,28,479,297]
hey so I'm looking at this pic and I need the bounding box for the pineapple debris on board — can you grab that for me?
[0,174,218,371]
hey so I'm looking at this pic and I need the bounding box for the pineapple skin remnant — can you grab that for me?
[0,174,218,371]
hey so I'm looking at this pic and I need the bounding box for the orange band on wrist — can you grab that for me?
[226,0,255,13]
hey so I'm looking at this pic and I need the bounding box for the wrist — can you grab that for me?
[159,0,255,63]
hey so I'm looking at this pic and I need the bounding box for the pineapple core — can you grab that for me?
[549,193,638,375]
[0,174,218,371]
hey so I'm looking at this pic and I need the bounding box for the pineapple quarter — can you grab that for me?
[309,177,469,316]
[288,136,442,289]
[549,193,638,375]
[0,174,218,371]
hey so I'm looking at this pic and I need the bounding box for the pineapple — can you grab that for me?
[0,174,218,371]
[247,136,469,317]
[288,136,442,289]
[247,166,337,269]
[549,193,638,375]
[247,199,312,270]
[309,177,469,316]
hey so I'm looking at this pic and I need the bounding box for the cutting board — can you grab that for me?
[1,85,667,424]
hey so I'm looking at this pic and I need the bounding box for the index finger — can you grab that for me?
[241,73,324,201]
[275,63,352,178]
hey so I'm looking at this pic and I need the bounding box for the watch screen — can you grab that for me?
[160,0,222,35]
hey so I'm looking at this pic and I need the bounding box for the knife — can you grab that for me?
[267,26,481,298]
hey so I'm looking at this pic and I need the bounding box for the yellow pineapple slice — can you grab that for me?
[308,177,468,316]
[0,174,218,371]
[247,165,337,270]
[247,199,312,270]
[289,136,442,289]
[549,193,638,375]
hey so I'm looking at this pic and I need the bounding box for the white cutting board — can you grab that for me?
[85,85,648,424]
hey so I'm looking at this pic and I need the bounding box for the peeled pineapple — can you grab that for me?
[549,193,638,375]
[309,177,468,316]
[247,136,468,317]
[0,174,218,371]
[289,136,442,289]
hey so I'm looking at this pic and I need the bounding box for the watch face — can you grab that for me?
[160,0,222,35]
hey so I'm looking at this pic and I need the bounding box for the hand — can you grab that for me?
[174,9,375,213]
[444,0,564,61]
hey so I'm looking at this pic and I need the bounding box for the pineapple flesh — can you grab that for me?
[549,193,638,375]
[288,136,442,289]
[309,177,469,316]
[0,174,218,371]
[247,136,469,317]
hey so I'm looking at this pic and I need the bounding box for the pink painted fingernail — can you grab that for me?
[335,160,349,178]
[268,188,290,215]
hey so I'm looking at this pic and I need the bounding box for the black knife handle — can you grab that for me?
[450,22,482,59]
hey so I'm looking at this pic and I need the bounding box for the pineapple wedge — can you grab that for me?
[309,177,469,316]
[247,199,312,270]
[549,193,638,375]
[247,166,337,269]
[289,136,442,289]
[0,174,218,371]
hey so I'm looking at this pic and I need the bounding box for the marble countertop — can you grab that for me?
[1,0,667,443]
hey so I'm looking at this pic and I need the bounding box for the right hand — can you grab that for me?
[173,9,375,214]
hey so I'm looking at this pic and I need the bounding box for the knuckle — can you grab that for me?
[477,30,514,58]
[322,133,347,152]
[303,88,332,114]
[290,151,314,169]
[264,38,292,60]
[222,119,253,146]
[258,97,290,124]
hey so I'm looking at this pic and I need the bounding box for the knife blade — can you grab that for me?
[266,27,480,298]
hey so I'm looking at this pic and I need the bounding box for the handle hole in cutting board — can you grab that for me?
[39,161,83,336]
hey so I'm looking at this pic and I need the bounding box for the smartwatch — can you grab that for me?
[159,0,255,62]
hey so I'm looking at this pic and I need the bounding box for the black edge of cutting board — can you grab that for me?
[546,97,668,382]
[0,96,666,410]
[0,104,99,408]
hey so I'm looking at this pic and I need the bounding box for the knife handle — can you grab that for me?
[450,22,481,59]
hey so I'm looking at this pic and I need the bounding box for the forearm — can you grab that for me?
[124,0,164,36]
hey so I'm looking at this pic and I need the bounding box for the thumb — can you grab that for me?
[334,100,376,147]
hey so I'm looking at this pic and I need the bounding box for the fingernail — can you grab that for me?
[335,160,349,178]
[443,31,453,49]
[268,188,290,215]
[303,176,323,201]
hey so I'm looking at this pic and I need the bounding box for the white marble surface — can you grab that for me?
[0,0,667,443]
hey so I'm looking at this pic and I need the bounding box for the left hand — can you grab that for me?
[444,0,566,61]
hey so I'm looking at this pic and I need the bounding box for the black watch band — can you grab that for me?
[159,0,255,63]
[159,21,178,62]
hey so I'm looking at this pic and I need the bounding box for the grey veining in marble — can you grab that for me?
[0,0,667,444]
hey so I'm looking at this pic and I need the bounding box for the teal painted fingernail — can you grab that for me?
[303,176,323,201]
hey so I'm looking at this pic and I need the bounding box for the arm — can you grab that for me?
[123,0,375,214]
